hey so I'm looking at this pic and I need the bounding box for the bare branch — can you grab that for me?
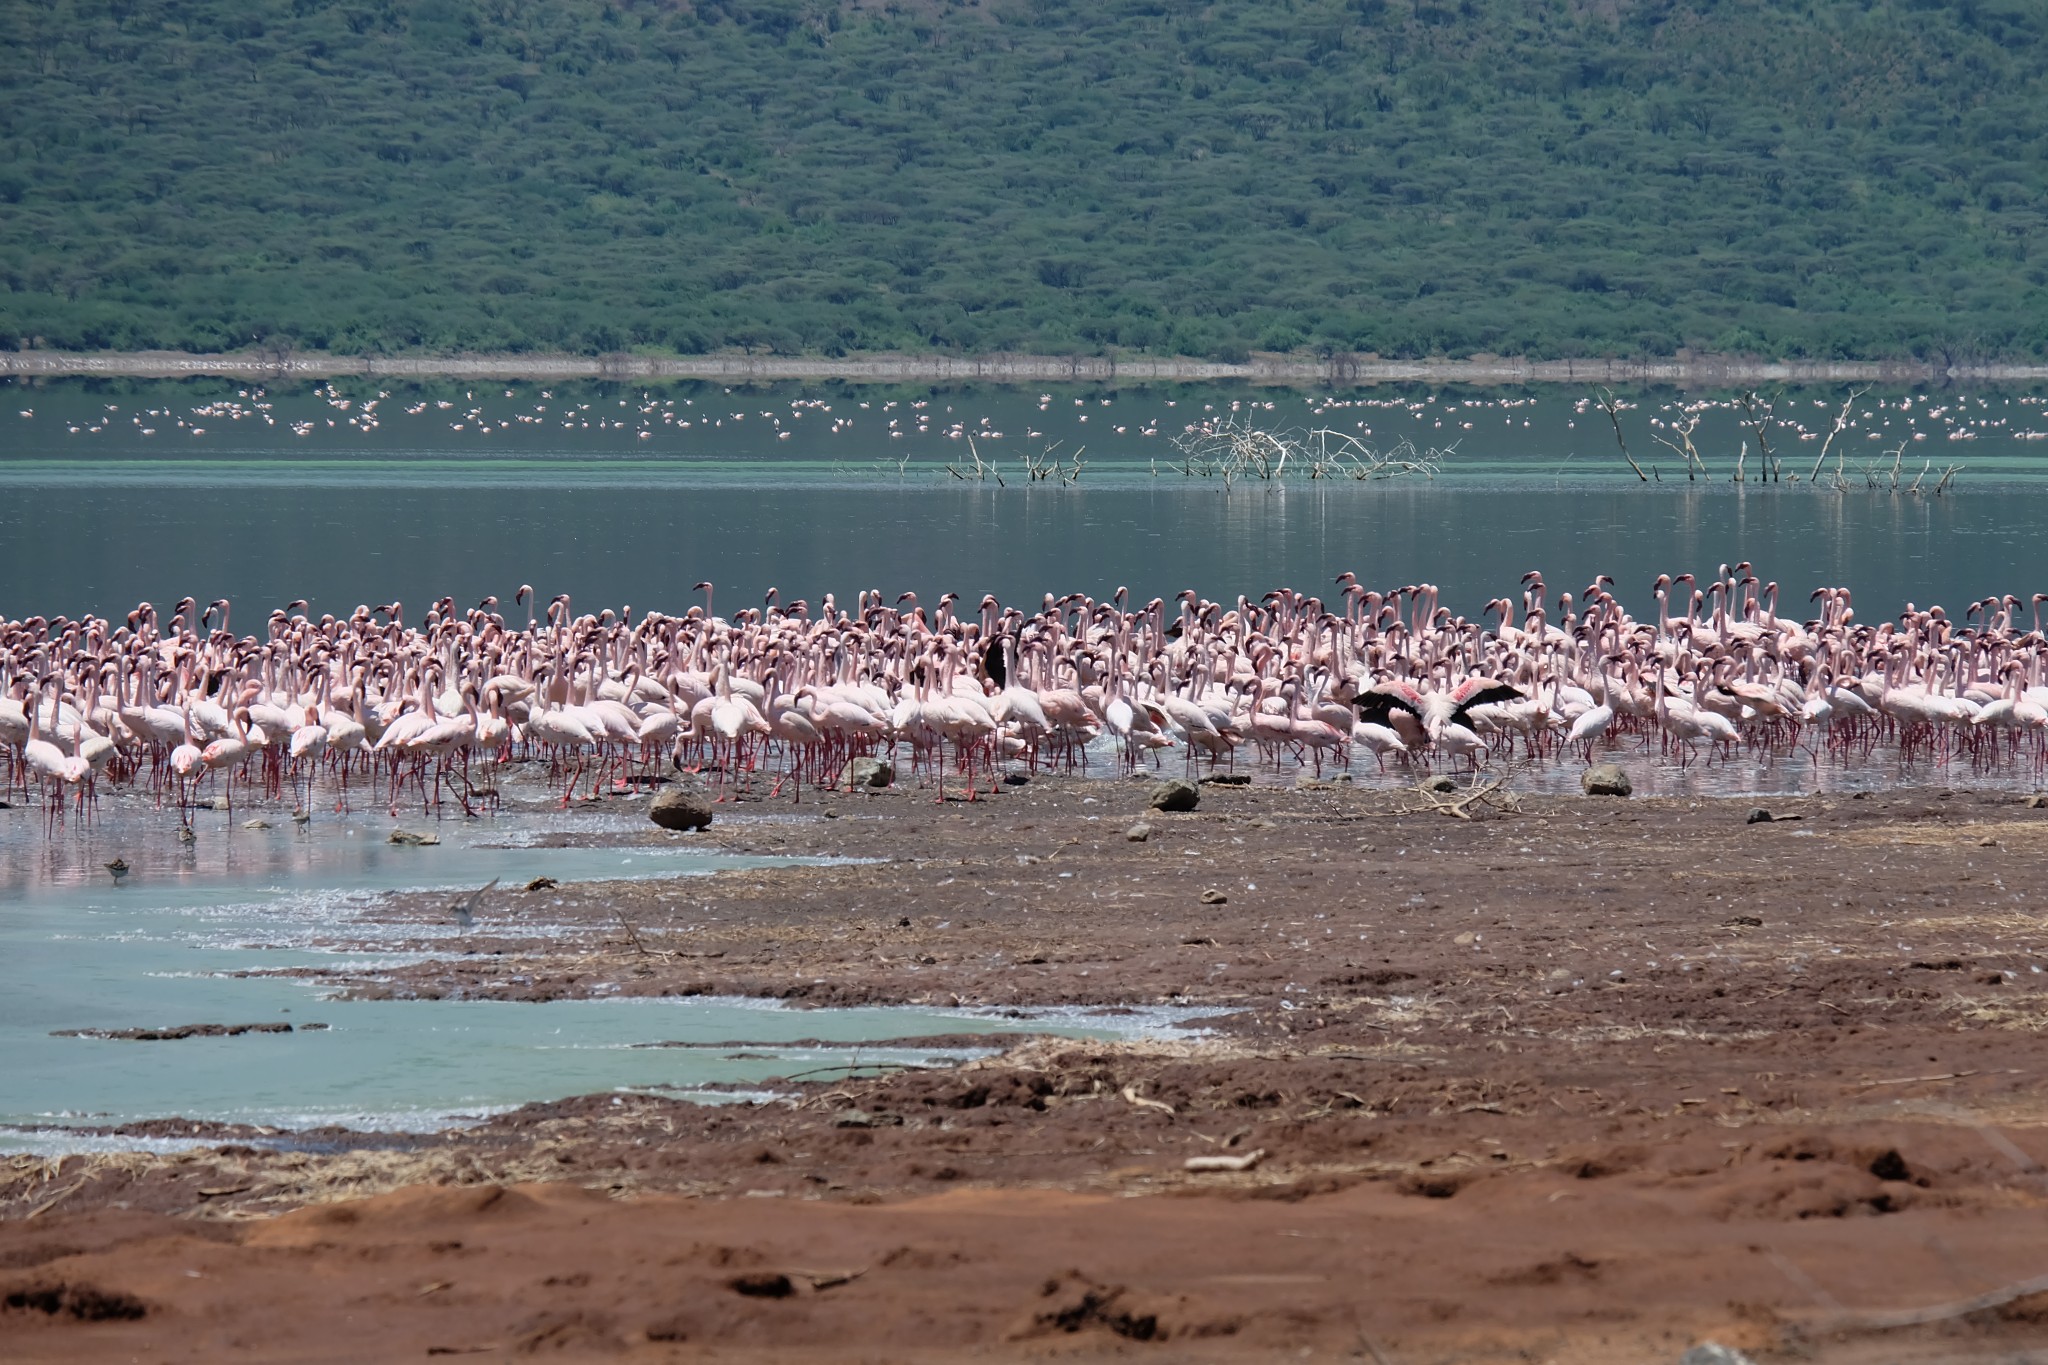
[1808,385,1869,483]
[1594,389,1648,481]
[1738,389,1782,481]
[1648,408,1706,481]
[1169,416,1447,484]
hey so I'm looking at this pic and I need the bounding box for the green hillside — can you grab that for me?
[3,0,2044,361]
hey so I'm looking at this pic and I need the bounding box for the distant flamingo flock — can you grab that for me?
[5,567,2047,825]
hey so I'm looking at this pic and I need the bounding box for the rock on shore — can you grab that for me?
[649,788,714,831]
[1580,763,1632,796]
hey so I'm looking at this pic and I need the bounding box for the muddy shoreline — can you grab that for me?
[7,777,2048,1362]
[5,348,2036,387]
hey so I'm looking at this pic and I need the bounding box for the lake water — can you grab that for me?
[3,375,2045,1143]
[3,378,2046,623]
[0,803,1199,1149]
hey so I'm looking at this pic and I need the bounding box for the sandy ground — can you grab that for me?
[7,773,2048,1363]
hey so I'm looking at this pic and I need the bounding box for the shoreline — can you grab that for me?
[5,779,2048,1362]
[5,348,2045,387]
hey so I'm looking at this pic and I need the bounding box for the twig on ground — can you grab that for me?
[1185,1148,1265,1173]
[775,1062,934,1083]
[1380,764,1529,820]
[1121,1084,1176,1116]
[1824,1269,2048,1331]
[1861,1070,1977,1088]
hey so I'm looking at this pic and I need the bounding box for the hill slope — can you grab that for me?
[3,0,2044,361]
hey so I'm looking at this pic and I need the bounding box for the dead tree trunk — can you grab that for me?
[1595,389,1649,481]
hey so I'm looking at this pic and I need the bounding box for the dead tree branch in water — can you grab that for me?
[1738,389,1783,481]
[1170,416,1446,487]
[1307,428,1452,481]
[1016,440,1084,483]
[1648,408,1707,481]
[1594,389,1650,481]
[946,434,1005,486]
[1850,442,1957,495]
[1810,385,1870,484]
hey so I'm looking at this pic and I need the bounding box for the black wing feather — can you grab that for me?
[1353,688,1423,727]
[1449,683,1524,723]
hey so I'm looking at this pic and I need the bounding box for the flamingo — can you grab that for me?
[1566,657,1619,762]
[14,565,2048,829]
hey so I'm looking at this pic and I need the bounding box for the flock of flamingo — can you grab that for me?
[4,567,2047,828]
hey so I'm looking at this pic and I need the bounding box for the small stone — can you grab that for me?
[1580,764,1632,797]
[1745,808,1774,824]
[1680,1345,1757,1365]
[1199,888,1229,905]
[1419,774,1459,794]
[2026,794,2048,810]
[1453,931,1476,946]
[387,829,440,846]
[1125,822,1153,843]
[823,808,841,820]
[1977,835,1998,847]
[842,756,895,789]
[728,1273,794,1299]
[241,819,271,830]
[1149,778,1200,813]
[1003,773,1030,786]
[648,787,714,832]
[1199,772,1251,786]
[523,877,558,892]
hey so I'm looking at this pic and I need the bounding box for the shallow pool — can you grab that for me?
[0,806,1200,1148]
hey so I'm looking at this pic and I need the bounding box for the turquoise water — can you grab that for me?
[0,810,1191,1147]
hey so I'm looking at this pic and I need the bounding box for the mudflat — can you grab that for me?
[6,775,2048,1363]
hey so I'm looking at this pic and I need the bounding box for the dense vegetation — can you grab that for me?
[3,0,2045,361]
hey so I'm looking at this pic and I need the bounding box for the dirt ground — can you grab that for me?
[7,773,2048,1363]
